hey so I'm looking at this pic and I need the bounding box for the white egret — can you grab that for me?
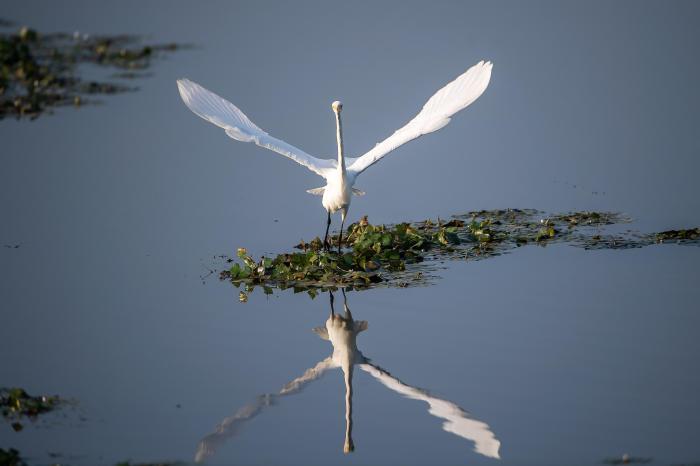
[177,60,493,251]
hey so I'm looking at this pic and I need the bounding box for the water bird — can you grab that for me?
[194,291,500,461]
[177,61,493,251]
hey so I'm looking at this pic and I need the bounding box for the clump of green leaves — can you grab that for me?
[222,217,470,298]
[0,23,184,119]
[226,245,382,288]
[1,387,62,431]
[346,220,438,267]
[220,209,700,300]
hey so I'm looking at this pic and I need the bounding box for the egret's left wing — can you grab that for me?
[346,61,492,176]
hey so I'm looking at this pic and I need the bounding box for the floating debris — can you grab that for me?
[219,209,700,299]
[1,387,63,430]
[0,23,186,120]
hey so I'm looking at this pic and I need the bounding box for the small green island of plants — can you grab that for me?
[0,387,63,432]
[220,209,700,301]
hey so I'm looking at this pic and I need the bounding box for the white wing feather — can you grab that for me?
[177,79,336,178]
[346,61,493,175]
[195,357,335,463]
[359,362,501,459]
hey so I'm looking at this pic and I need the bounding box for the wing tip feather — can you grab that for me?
[176,78,195,102]
[176,77,192,89]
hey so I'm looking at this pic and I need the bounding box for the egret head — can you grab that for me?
[344,438,355,454]
[332,100,343,113]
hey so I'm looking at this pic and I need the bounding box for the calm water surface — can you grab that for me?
[1,2,699,465]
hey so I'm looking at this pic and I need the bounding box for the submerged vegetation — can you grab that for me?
[1,387,63,431]
[0,448,26,466]
[220,209,700,300]
[0,22,184,119]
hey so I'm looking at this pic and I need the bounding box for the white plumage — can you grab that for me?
[177,60,493,250]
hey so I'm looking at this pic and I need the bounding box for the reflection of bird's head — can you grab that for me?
[344,437,355,454]
[332,100,343,113]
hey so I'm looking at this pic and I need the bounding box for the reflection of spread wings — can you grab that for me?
[195,357,335,463]
[359,362,501,459]
[280,357,336,394]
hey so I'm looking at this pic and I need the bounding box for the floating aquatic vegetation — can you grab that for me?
[655,228,700,243]
[1,387,63,431]
[220,209,700,300]
[0,448,26,466]
[222,218,457,297]
[0,22,184,120]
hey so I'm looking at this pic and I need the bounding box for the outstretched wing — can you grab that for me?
[359,361,501,459]
[346,61,493,175]
[177,79,336,178]
[194,357,335,463]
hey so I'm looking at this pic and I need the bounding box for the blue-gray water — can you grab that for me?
[1,1,699,465]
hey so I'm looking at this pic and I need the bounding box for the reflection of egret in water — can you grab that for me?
[195,291,500,462]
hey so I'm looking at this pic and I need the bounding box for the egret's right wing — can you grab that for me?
[346,61,493,175]
[195,357,335,463]
[359,362,501,459]
[177,79,336,178]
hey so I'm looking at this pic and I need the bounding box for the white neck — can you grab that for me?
[335,111,346,174]
[343,362,354,453]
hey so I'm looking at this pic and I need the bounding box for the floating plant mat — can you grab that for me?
[219,209,700,301]
[0,387,66,432]
[0,22,186,119]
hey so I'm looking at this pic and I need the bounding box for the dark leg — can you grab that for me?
[329,290,335,316]
[338,215,346,254]
[323,211,331,251]
[341,288,351,318]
